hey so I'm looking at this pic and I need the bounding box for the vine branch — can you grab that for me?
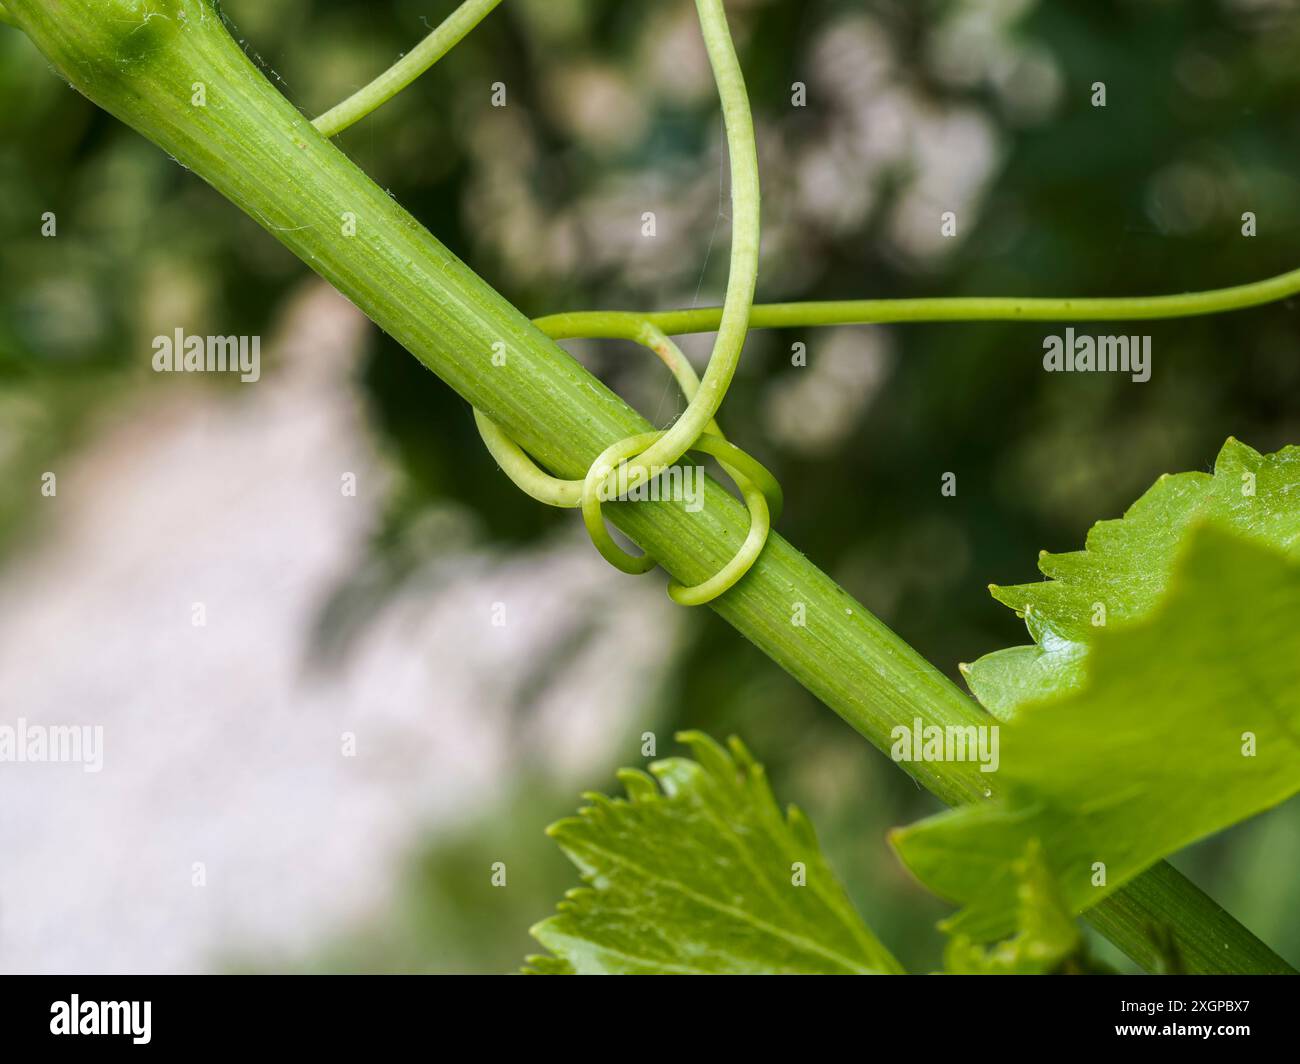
[312,0,505,138]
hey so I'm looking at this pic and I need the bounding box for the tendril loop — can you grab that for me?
[474,321,783,606]
[473,0,774,606]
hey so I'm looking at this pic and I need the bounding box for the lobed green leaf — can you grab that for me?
[527,732,902,974]
[966,439,1300,718]
[896,526,1300,941]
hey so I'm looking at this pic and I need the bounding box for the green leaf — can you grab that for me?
[942,841,1084,975]
[527,732,903,974]
[966,439,1300,718]
[895,526,1300,941]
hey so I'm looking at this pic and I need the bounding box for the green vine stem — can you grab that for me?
[312,0,505,139]
[5,0,1293,974]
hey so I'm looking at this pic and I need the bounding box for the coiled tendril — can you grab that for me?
[474,319,783,605]
[471,0,777,605]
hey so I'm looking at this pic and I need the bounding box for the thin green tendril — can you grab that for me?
[533,263,1300,338]
[312,0,505,139]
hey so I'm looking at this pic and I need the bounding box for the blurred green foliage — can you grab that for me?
[2,0,1297,972]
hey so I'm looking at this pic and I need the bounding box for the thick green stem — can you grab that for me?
[6,0,1292,974]
[312,0,505,138]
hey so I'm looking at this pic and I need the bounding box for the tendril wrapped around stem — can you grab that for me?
[472,0,772,604]
[475,320,783,605]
